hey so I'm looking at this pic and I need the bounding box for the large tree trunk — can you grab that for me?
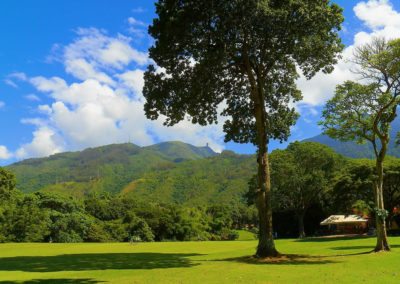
[374,157,390,252]
[243,48,278,257]
[297,211,306,239]
[255,147,278,257]
[253,80,278,257]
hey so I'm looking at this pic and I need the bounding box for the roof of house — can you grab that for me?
[320,215,368,226]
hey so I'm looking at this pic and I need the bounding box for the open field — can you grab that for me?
[0,236,400,284]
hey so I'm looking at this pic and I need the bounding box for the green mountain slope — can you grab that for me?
[305,116,400,158]
[143,141,216,162]
[7,142,217,194]
[123,151,255,206]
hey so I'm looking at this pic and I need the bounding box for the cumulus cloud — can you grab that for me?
[0,146,12,160]
[16,27,225,159]
[116,69,145,97]
[65,28,148,70]
[297,0,400,109]
[354,0,400,30]
[16,127,64,159]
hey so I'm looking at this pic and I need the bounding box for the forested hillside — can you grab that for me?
[7,141,217,195]
[123,151,255,206]
[7,141,257,206]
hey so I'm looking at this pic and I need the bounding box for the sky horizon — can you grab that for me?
[1,0,400,165]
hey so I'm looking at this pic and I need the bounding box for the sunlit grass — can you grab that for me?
[0,236,399,283]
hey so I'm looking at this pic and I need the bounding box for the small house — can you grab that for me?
[320,215,369,235]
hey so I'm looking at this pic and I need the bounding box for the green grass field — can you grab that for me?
[0,236,399,283]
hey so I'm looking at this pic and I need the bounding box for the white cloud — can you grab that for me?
[37,105,52,115]
[30,76,68,93]
[15,27,225,159]
[65,58,114,85]
[9,72,27,81]
[354,0,400,30]
[4,72,28,88]
[65,28,148,72]
[21,118,47,127]
[128,17,146,27]
[297,0,400,107]
[127,16,150,39]
[25,94,41,102]
[16,127,64,159]
[0,101,4,109]
[4,79,18,88]
[98,40,148,67]
[116,69,144,97]
[0,146,12,160]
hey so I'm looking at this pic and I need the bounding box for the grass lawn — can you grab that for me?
[0,236,399,283]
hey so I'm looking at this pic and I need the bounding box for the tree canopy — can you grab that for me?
[321,37,400,252]
[270,142,341,238]
[144,0,343,257]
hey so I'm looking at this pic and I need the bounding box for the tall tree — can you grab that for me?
[144,0,343,257]
[270,142,340,238]
[321,38,400,252]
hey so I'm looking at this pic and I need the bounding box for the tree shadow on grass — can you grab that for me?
[331,244,400,251]
[0,253,201,273]
[218,249,375,266]
[0,279,102,284]
[295,235,374,242]
[218,254,338,265]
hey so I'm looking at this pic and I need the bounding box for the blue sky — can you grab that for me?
[0,0,399,164]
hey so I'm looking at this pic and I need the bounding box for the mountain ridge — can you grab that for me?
[7,141,218,194]
[305,116,400,158]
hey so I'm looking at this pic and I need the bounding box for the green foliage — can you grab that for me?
[0,167,16,199]
[145,0,343,256]
[6,140,400,242]
[321,38,400,157]
[144,0,343,145]
[247,142,342,212]
[270,142,341,212]
[352,200,372,216]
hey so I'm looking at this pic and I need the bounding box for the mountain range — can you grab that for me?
[7,141,256,205]
[6,118,400,202]
[8,141,217,193]
[306,116,400,158]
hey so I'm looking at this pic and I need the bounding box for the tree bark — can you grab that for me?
[374,157,390,252]
[297,211,306,239]
[253,77,278,257]
[255,142,278,256]
[242,46,278,257]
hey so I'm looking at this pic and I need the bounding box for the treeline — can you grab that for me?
[0,168,257,242]
[1,142,400,242]
[251,142,400,238]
